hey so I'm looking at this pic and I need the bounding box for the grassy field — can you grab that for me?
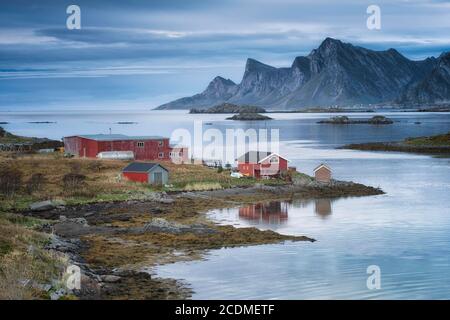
[0,152,289,211]
[0,151,296,299]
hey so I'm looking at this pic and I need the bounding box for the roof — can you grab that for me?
[258,152,290,163]
[236,151,272,163]
[122,162,168,173]
[65,134,166,141]
[314,163,331,172]
[236,151,289,163]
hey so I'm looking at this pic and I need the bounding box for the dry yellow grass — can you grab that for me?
[0,152,287,211]
[183,182,223,191]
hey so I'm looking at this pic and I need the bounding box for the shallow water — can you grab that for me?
[155,151,450,299]
[2,110,450,299]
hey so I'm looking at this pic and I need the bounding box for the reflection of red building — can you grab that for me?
[314,199,332,218]
[239,201,288,224]
[236,151,289,178]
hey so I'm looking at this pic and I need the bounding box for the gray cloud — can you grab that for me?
[0,0,449,108]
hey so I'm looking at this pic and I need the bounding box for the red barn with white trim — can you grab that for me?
[63,134,188,162]
[236,151,289,178]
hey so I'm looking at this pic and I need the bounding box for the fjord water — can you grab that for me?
[1,110,450,299]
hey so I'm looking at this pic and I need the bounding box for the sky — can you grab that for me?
[0,0,449,110]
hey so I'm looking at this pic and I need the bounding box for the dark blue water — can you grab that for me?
[2,110,450,299]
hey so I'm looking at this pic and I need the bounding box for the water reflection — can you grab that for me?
[237,198,333,226]
[314,199,332,218]
[239,201,289,225]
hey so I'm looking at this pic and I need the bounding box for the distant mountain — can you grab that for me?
[398,52,450,105]
[157,76,238,110]
[156,38,445,110]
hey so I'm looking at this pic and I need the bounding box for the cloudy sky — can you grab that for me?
[1,0,449,110]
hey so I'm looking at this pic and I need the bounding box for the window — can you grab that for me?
[269,156,279,163]
[158,152,164,158]
[137,141,144,148]
[158,140,163,147]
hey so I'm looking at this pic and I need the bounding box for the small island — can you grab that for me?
[27,121,57,124]
[318,115,393,125]
[190,103,266,114]
[226,112,273,121]
[341,132,450,155]
[290,107,375,113]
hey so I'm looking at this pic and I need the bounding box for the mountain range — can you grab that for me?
[156,38,450,110]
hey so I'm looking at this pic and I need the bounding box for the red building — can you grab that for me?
[122,162,169,185]
[63,134,188,162]
[314,164,332,183]
[236,151,289,178]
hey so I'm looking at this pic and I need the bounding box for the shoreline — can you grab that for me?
[0,130,383,299]
[18,180,382,299]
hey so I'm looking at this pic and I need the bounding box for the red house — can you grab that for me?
[236,151,289,178]
[63,134,188,162]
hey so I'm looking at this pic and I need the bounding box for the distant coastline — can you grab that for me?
[340,132,450,155]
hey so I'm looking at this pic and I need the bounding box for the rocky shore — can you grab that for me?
[19,179,382,299]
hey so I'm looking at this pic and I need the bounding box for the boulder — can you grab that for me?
[101,275,122,283]
[29,200,65,212]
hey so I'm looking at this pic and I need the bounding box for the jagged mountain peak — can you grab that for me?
[320,37,344,48]
[245,58,275,72]
[291,56,310,69]
[314,37,348,54]
[207,76,236,89]
[156,38,447,110]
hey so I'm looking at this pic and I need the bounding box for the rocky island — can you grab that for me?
[189,103,266,114]
[318,115,394,125]
[226,112,273,121]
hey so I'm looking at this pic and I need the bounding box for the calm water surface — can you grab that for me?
[2,110,450,299]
